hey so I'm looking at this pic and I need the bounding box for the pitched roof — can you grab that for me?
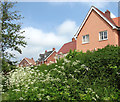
[94,7,117,26]
[38,50,54,62]
[74,6,119,38]
[58,40,76,54]
[24,57,36,65]
[112,17,120,27]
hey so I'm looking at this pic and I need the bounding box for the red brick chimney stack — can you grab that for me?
[72,37,75,42]
[53,48,55,51]
[105,10,110,18]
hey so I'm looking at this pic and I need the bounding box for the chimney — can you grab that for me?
[45,50,47,53]
[105,10,110,18]
[72,37,75,42]
[31,58,33,60]
[53,48,55,51]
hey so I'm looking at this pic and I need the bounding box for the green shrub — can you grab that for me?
[2,45,120,101]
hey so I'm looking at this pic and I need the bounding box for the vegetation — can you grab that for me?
[2,45,120,101]
[1,2,26,73]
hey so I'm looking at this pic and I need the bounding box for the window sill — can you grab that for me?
[82,42,89,45]
[99,39,108,42]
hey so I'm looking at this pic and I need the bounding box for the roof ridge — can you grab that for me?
[58,40,76,54]
[94,6,117,26]
[75,6,118,38]
[64,40,76,45]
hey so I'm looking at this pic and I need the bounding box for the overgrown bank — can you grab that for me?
[2,45,120,101]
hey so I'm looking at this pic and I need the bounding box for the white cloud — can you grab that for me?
[86,2,109,9]
[22,27,66,47]
[57,20,78,36]
[13,20,78,61]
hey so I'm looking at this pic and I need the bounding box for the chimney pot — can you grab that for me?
[105,10,110,18]
[72,37,75,42]
[45,50,47,53]
[53,48,55,51]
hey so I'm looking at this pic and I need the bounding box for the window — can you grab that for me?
[99,31,108,41]
[82,34,89,44]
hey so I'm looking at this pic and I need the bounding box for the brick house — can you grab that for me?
[19,57,36,67]
[56,38,76,59]
[37,48,56,65]
[75,6,120,52]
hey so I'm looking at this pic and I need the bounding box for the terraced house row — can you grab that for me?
[19,6,120,67]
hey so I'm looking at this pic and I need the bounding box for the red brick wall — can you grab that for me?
[19,59,30,67]
[46,51,56,64]
[77,10,119,52]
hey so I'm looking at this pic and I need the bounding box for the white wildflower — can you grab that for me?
[92,97,96,101]
[96,94,99,98]
[62,63,65,65]
[86,67,89,71]
[66,85,70,88]
[64,58,71,63]
[81,64,86,68]
[87,88,93,91]
[55,65,58,67]
[13,89,20,92]
[39,97,42,100]
[45,70,47,72]
[76,60,80,63]
[19,97,23,100]
[72,61,78,66]
[46,95,50,100]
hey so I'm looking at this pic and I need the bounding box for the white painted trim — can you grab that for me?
[74,6,118,38]
[44,50,55,61]
[24,58,31,65]
[82,34,89,44]
[99,30,108,41]
[19,58,31,65]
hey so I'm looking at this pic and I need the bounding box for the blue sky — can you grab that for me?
[11,2,119,62]
[16,2,118,31]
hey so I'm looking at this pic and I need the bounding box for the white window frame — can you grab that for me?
[99,31,108,41]
[82,34,89,44]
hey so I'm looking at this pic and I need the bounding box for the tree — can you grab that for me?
[1,1,26,59]
[1,1,27,72]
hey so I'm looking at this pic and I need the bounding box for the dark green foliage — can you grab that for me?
[65,45,120,100]
[2,45,120,101]
[2,58,17,74]
[78,45,120,68]
[1,2,26,72]
[1,2,26,56]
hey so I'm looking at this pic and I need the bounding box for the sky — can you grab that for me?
[10,1,119,62]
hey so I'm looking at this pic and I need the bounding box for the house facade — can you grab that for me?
[56,38,76,59]
[75,6,120,52]
[19,57,36,67]
[37,48,56,65]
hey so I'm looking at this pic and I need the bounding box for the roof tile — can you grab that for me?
[25,57,36,65]
[94,6,117,27]
[112,17,120,27]
[58,40,76,54]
